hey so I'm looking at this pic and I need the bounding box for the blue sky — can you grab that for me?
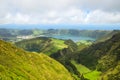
[0,0,120,24]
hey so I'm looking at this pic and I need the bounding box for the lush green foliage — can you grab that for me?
[16,37,93,80]
[15,37,68,55]
[0,40,74,80]
[50,39,92,80]
[76,32,120,80]
[96,30,120,43]
[71,60,101,80]
[12,30,120,80]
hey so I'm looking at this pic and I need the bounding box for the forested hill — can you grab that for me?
[15,37,68,55]
[77,32,120,80]
[0,40,74,80]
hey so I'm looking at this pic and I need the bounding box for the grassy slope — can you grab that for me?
[45,38,68,55]
[0,40,73,80]
[95,30,120,43]
[71,60,101,80]
[50,40,95,80]
[77,32,120,80]
[76,40,93,46]
[15,37,67,55]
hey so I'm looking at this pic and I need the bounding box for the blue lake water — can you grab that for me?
[48,35,96,42]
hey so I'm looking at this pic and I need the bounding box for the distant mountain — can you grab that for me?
[0,28,114,42]
[96,30,120,43]
[44,29,112,39]
[0,40,74,80]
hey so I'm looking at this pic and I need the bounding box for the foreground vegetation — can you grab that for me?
[0,40,74,80]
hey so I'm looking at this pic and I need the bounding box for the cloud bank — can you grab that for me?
[0,0,120,24]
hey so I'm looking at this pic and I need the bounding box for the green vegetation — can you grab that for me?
[3,28,120,80]
[0,28,114,42]
[76,40,93,46]
[47,38,68,55]
[16,37,97,80]
[15,37,67,55]
[50,39,93,80]
[32,29,44,36]
[71,60,101,80]
[84,71,101,80]
[96,30,120,43]
[76,32,120,80]
[0,40,74,80]
[45,29,112,39]
[71,60,91,74]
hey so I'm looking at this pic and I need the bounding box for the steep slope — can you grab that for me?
[15,37,92,79]
[0,40,73,80]
[50,39,92,80]
[95,30,120,43]
[77,32,120,80]
[15,37,68,55]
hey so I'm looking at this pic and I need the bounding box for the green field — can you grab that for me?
[71,60,101,80]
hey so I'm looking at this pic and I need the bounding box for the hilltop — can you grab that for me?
[15,37,68,55]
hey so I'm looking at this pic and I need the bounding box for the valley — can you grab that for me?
[0,28,120,80]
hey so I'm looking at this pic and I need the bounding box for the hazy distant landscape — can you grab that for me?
[0,28,111,42]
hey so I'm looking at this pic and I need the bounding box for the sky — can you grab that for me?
[0,0,120,24]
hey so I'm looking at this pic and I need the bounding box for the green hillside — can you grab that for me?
[15,37,68,55]
[0,40,74,80]
[77,32,120,80]
[15,37,92,79]
[96,30,120,43]
[14,31,120,80]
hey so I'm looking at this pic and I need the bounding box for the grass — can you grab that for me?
[71,60,90,74]
[15,37,68,56]
[51,38,68,49]
[41,38,68,56]
[84,70,101,80]
[0,40,74,80]
[76,40,92,46]
[71,60,101,80]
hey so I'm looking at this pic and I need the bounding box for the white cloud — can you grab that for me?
[0,0,120,24]
[1,13,30,24]
[85,10,120,24]
[76,0,120,12]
